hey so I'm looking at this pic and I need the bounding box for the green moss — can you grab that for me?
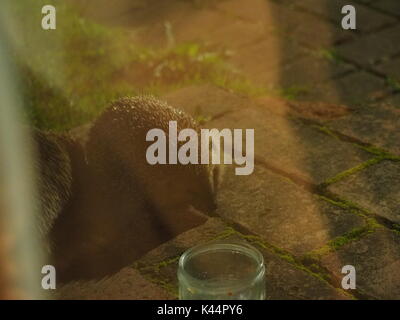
[356,144,400,160]
[135,42,231,86]
[321,157,383,186]
[312,48,344,64]
[213,75,272,97]
[211,227,238,241]
[139,271,179,298]
[156,257,180,270]
[319,193,377,218]
[330,227,369,250]
[312,125,340,140]
[279,85,310,100]
[387,77,400,92]
[318,195,352,210]
[306,220,382,260]
[312,125,400,160]
[195,115,212,125]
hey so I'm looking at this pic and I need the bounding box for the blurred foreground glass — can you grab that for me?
[178,241,266,300]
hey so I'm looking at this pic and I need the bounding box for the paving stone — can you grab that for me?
[227,36,304,86]
[239,0,352,48]
[268,1,351,48]
[57,267,174,300]
[216,165,366,255]
[216,0,272,23]
[206,102,371,184]
[131,4,234,48]
[367,0,400,17]
[293,0,396,32]
[138,2,275,51]
[337,25,400,66]
[279,55,355,88]
[375,56,400,80]
[207,19,268,49]
[300,71,388,106]
[163,85,249,119]
[328,160,400,224]
[129,1,277,52]
[320,229,400,299]
[329,102,400,155]
[256,96,351,121]
[136,218,229,267]
[68,0,152,25]
[137,219,349,299]
[171,9,266,48]
[384,94,400,108]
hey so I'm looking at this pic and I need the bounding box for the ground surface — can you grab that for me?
[44,0,400,299]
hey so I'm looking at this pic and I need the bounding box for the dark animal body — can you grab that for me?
[34,96,220,282]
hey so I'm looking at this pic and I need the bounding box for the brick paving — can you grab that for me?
[60,0,400,299]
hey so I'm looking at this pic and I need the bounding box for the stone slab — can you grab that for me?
[367,0,400,17]
[226,36,304,86]
[375,56,400,80]
[217,165,366,255]
[320,229,400,299]
[293,0,396,32]
[337,25,400,66]
[57,267,173,300]
[384,94,400,109]
[279,55,355,88]
[206,102,372,184]
[329,102,400,155]
[266,1,351,48]
[300,71,388,106]
[256,96,351,121]
[328,160,400,224]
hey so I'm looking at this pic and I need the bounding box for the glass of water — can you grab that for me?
[178,241,266,300]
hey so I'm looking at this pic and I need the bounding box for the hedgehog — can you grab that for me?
[86,96,221,219]
[31,130,75,247]
[35,96,222,282]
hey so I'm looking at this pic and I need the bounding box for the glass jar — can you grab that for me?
[178,241,266,300]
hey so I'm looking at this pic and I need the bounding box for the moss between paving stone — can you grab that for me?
[304,221,382,261]
[133,256,181,298]
[311,124,340,140]
[322,189,400,234]
[140,226,352,297]
[278,85,312,100]
[310,48,345,65]
[318,193,385,229]
[321,157,384,186]
[140,272,179,298]
[312,124,400,160]
[318,194,373,219]
[387,77,400,93]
